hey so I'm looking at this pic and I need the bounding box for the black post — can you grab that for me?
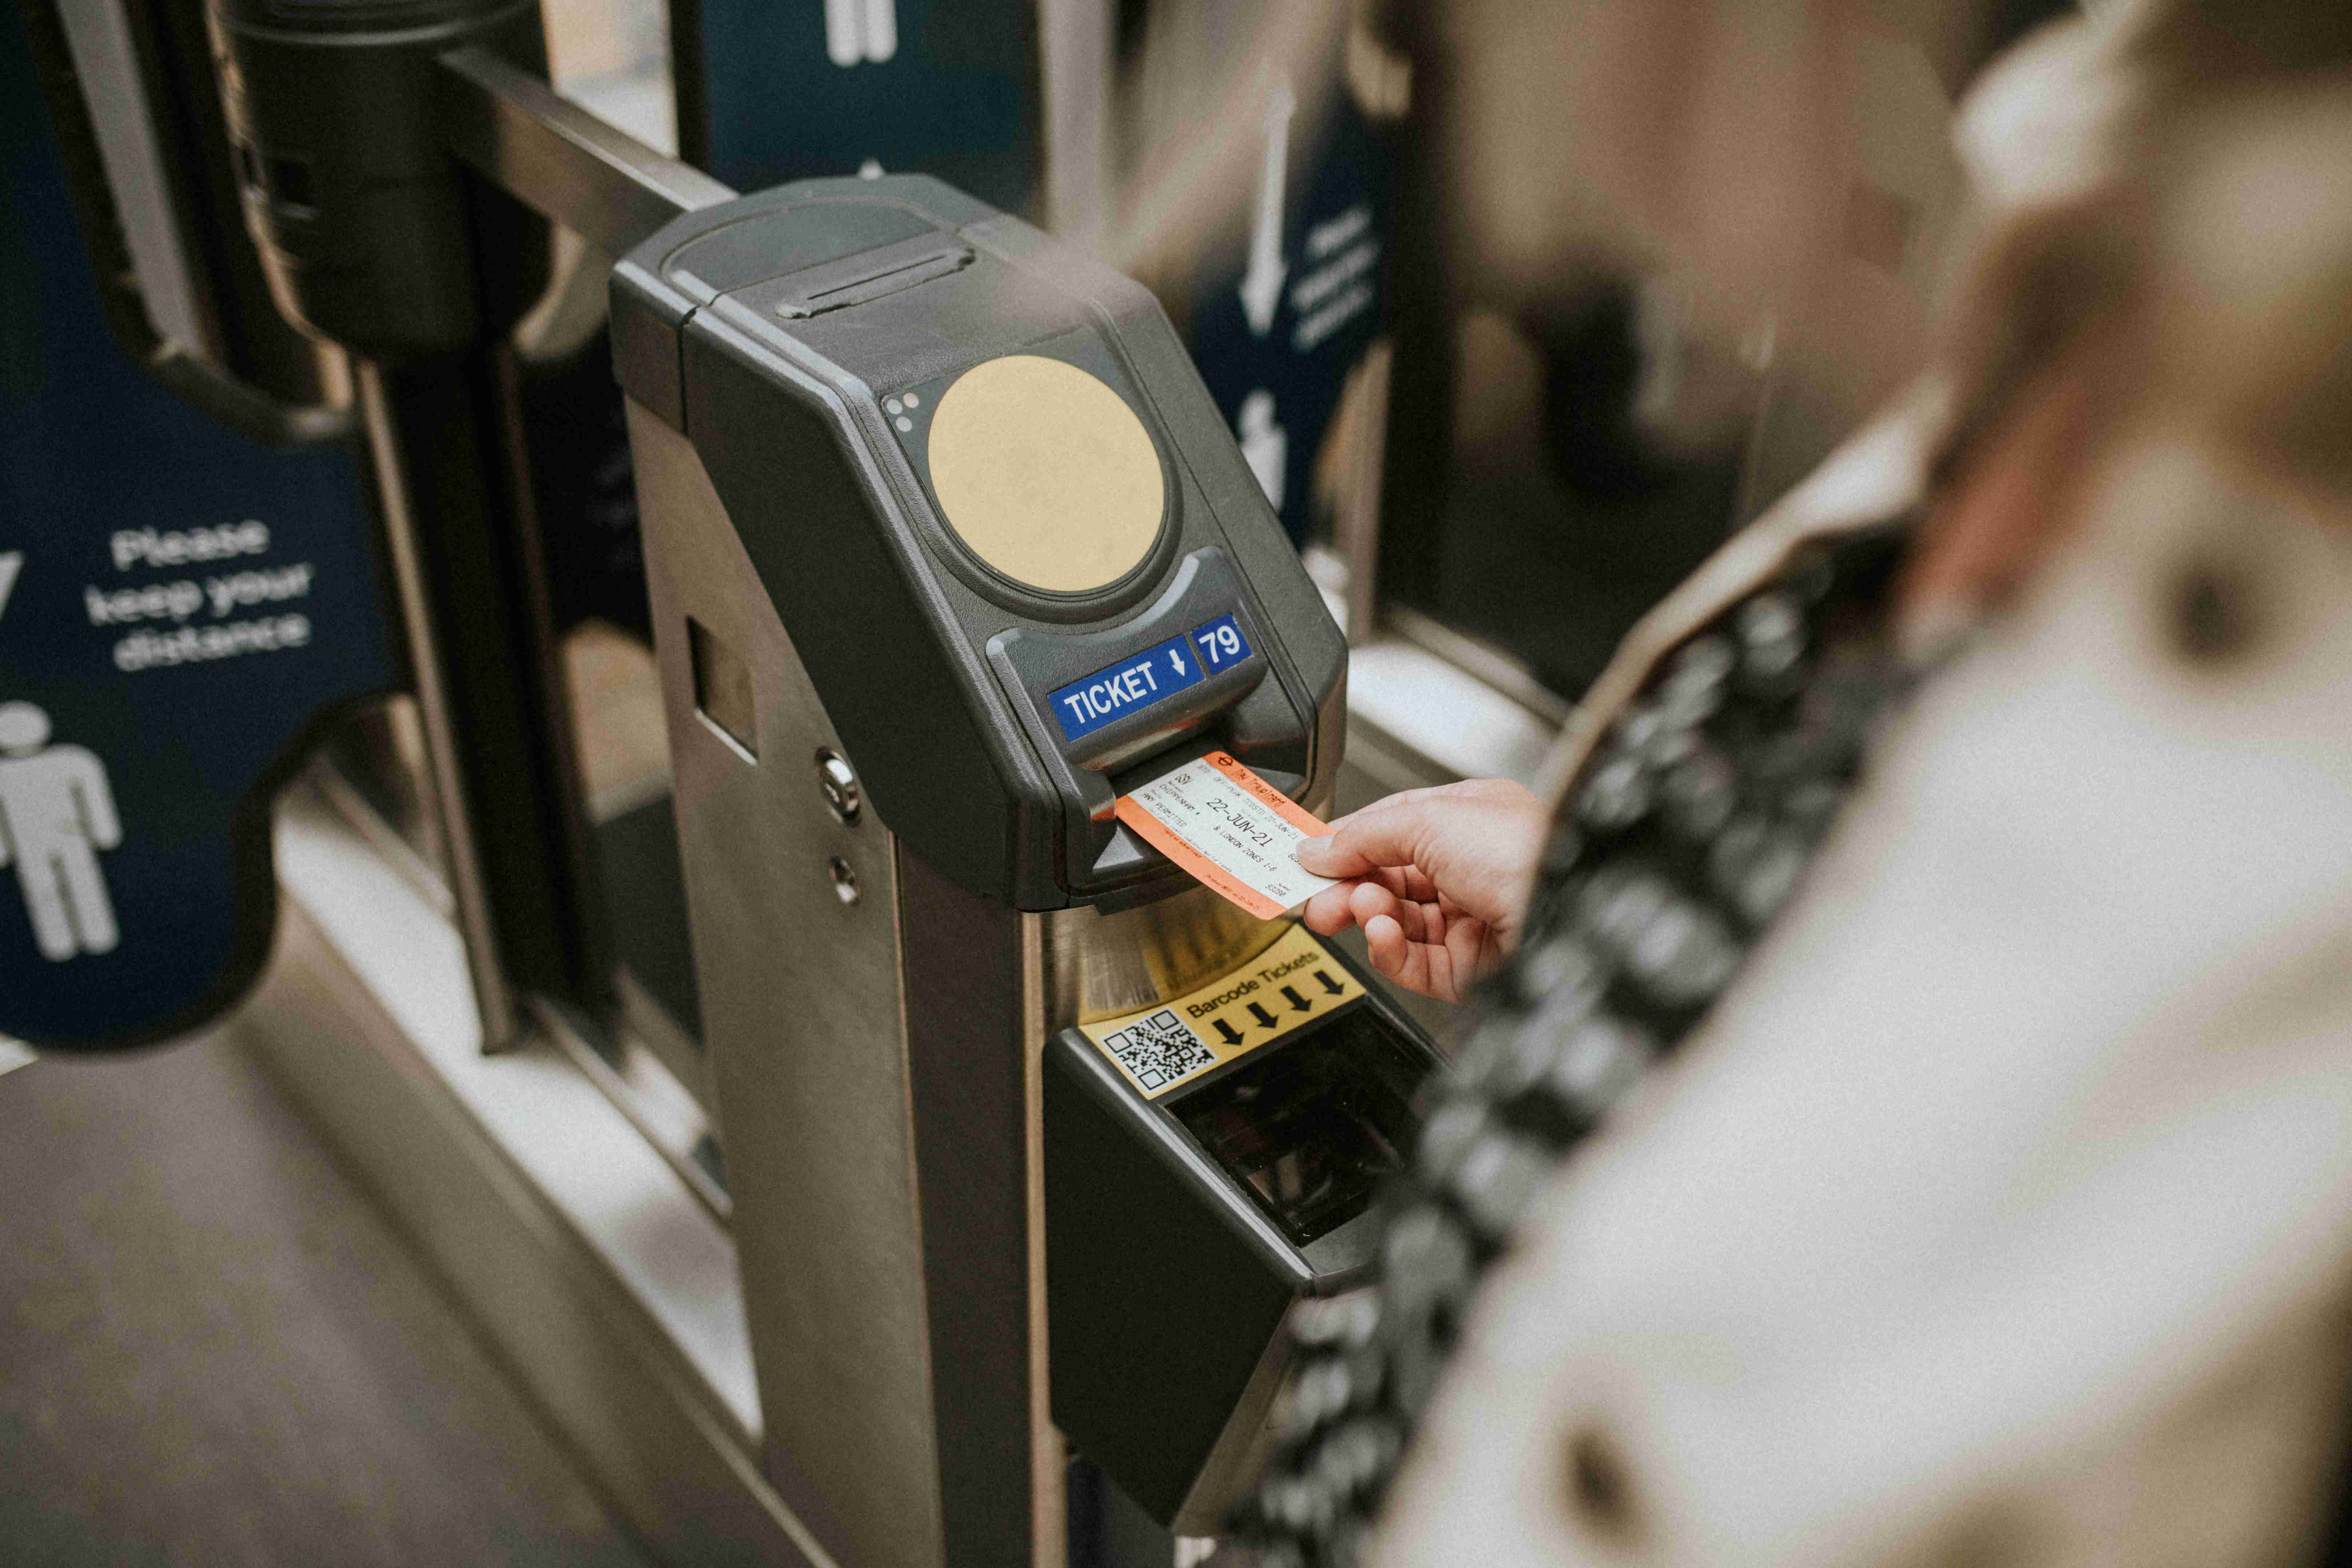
[355,346,606,1013]
[205,0,608,1036]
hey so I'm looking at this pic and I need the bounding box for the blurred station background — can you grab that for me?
[1,0,2260,1564]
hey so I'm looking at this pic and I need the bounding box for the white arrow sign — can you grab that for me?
[0,553,20,625]
[1238,389,1286,507]
[1238,76,1296,338]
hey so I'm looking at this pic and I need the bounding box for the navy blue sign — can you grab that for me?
[693,0,1041,219]
[1046,612,1260,742]
[2,8,397,1049]
[1192,612,1252,674]
[1049,634,1206,743]
[1176,44,1393,548]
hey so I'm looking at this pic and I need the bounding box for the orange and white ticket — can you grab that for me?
[1115,751,1338,919]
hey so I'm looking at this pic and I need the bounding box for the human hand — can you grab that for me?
[1295,778,1548,1004]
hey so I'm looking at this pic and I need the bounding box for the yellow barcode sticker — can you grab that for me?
[1079,922,1365,1099]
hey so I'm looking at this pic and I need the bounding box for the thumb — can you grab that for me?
[1294,802,1431,880]
[1294,830,1349,875]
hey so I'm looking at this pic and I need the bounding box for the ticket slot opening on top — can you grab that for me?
[1077,738,1317,893]
[980,547,1314,902]
[1104,741,1310,826]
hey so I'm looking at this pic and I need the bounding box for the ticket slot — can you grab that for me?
[756,232,974,318]
[1171,1006,1428,1246]
[1045,749,1310,904]
[988,547,1317,900]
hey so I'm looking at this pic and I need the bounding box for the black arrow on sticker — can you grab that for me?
[1213,1019,1246,1047]
[1281,985,1312,1013]
[1314,968,1345,996]
[1247,1002,1279,1030]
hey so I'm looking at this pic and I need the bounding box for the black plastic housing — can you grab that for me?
[207,0,550,357]
[610,175,1349,910]
[1044,942,1443,1529]
[21,0,348,431]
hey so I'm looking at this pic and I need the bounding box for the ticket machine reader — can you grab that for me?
[612,176,1443,1561]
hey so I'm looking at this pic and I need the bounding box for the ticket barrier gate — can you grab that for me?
[612,176,1445,1556]
[35,0,1447,1557]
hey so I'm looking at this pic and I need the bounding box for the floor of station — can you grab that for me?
[0,1032,654,1568]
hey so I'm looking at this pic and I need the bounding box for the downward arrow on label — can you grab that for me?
[1238,75,1296,337]
[1281,985,1312,1013]
[1247,1001,1279,1030]
[1213,1019,1246,1047]
[1314,968,1345,996]
[0,553,19,624]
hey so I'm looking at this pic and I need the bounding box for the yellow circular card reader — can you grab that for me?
[926,354,1165,594]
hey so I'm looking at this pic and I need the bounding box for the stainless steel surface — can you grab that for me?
[1341,633,1560,790]
[356,359,520,1052]
[816,749,861,824]
[630,399,948,1568]
[1018,912,1067,1568]
[315,725,728,1217]
[893,851,1058,1568]
[1046,884,1288,1026]
[534,992,731,1223]
[53,0,212,355]
[437,45,735,258]
[616,963,715,1123]
[1383,605,1574,728]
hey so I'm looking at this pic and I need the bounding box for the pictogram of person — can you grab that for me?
[0,701,122,961]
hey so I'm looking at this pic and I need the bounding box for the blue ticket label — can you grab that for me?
[1048,633,1207,741]
[1190,612,1251,673]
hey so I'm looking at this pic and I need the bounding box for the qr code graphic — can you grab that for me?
[1102,1009,1217,1092]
